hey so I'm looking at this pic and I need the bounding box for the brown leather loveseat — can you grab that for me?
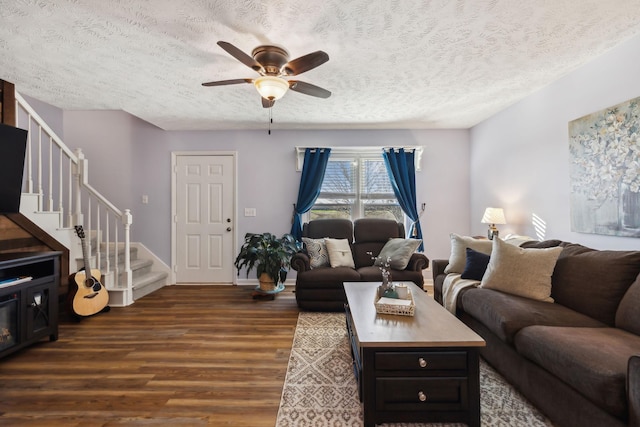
[291,218,429,311]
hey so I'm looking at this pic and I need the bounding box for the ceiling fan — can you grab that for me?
[202,41,331,108]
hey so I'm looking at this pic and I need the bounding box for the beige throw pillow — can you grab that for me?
[325,238,355,268]
[444,233,493,274]
[480,237,563,302]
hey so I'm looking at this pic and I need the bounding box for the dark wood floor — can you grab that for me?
[0,285,300,426]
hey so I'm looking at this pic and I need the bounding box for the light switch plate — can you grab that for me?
[244,207,257,217]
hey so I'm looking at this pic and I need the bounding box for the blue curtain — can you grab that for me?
[382,148,423,251]
[290,148,331,240]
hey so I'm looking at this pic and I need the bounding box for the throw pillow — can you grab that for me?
[374,238,422,270]
[461,248,490,281]
[480,237,563,302]
[325,238,355,268]
[301,237,329,269]
[552,244,640,325]
[444,233,493,274]
[616,272,640,335]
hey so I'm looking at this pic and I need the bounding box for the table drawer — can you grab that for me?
[376,351,467,372]
[376,377,468,411]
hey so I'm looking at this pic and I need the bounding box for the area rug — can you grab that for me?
[275,312,554,427]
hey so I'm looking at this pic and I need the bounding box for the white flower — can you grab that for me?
[570,100,640,206]
[367,251,391,271]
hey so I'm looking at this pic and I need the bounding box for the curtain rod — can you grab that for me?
[295,146,423,171]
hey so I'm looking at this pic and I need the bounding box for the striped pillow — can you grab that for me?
[302,237,329,269]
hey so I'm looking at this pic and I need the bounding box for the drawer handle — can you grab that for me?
[418,357,428,368]
[418,391,427,402]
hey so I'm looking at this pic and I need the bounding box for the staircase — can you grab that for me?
[73,237,168,302]
[15,92,169,306]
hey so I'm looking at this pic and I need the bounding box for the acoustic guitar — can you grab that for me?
[69,225,109,317]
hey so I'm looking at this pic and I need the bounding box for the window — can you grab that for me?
[308,153,403,222]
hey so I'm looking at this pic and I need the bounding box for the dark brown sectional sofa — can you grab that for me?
[433,239,640,427]
[291,218,429,311]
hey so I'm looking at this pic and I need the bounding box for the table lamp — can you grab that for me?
[481,207,506,240]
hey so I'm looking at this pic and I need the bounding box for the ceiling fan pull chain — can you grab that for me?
[268,106,272,135]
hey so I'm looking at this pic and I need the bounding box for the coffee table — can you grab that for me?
[344,282,485,427]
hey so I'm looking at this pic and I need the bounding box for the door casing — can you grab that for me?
[171,151,237,284]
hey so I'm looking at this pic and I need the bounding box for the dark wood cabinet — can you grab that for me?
[0,252,60,359]
[348,308,480,426]
[344,282,484,427]
[371,350,473,413]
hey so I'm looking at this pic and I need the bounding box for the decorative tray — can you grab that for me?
[374,289,415,317]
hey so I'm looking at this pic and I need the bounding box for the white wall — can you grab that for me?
[63,110,137,211]
[60,114,471,265]
[20,94,64,137]
[470,33,640,250]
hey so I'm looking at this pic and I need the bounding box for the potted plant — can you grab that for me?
[234,232,301,291]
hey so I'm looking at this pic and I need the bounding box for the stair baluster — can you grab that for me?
[14,92,137,306]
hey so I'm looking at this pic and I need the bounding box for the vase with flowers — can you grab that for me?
[368,252,398,299]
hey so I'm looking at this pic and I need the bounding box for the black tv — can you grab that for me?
[0,123,28,213]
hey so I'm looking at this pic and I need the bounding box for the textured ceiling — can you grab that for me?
[2,0,640,131]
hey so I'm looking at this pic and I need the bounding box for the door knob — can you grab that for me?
[226,227,232,232]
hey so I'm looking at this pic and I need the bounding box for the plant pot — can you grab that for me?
[258,272,276,292]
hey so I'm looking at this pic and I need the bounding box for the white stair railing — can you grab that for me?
[15,92,134,306]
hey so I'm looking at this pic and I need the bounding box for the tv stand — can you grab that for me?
[0,252,60,359]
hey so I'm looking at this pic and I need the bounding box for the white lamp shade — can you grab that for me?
[481,207,506,225]
[254,76,289,100]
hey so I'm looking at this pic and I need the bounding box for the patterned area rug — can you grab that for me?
[276,312,554,427]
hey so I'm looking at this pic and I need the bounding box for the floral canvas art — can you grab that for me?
[569,96,640,237]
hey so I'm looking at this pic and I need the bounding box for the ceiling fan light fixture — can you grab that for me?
[254,76,289,100]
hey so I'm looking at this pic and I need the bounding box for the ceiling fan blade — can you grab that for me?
[202,78,253,87]
[288,80,331,99]
[283,51,329,76]
[217,41,264,73]
[262,97,275,108]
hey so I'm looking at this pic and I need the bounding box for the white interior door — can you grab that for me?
[174,154,235,283]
